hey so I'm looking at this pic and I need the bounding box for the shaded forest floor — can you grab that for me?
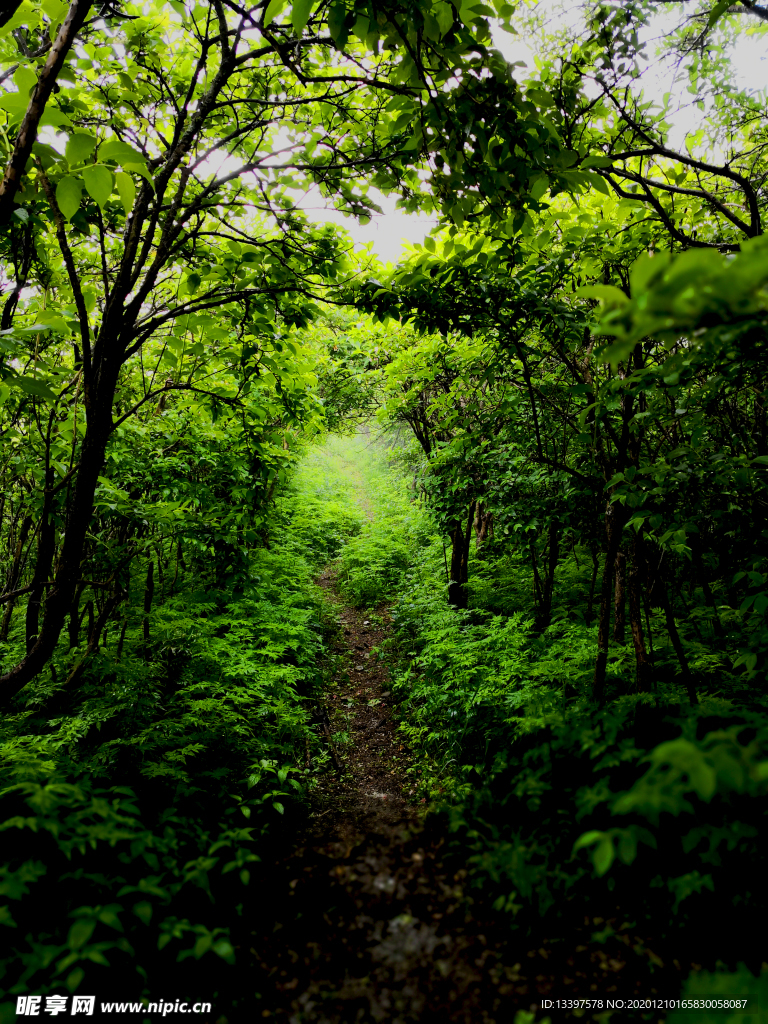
[247,563,689,1023]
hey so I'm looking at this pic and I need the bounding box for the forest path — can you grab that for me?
[249,434,668,1023]
[251,562,535,1023]
[307,565,422,856]
[250,434,531,1021]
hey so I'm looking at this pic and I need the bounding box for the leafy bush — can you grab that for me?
[387,512,768,975]
[667,963,768,1024]
[338,529,413,606]
[438,700,767,968]
[0,444,364,1013]
[334,435,433,607]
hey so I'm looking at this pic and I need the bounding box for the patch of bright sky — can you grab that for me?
[26,2,768,266]
[320,0,768,265]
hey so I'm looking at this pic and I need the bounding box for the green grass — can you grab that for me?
[283,428,434,609]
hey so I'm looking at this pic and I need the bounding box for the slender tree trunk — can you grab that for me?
[0,0,94,223]
[687,535,724,637]
[592,501,625,704]
[63,589,126,688]
[116,618,128,662]
[473,503,493,557]
[155,543,165,602]
[613,549,626,642]
[0,360,122,705]
[0,515,32,641]
[25,471,56,656]
[530,539,543,610]
[586,548,599,626]
[448,501,475,609]
[82,600,94,646]
[68,582,86,649]
[170,541,183,595]
[659,585,698,705]
[627,531,653,692]
[536,520,559,630]
[143,560,155,650]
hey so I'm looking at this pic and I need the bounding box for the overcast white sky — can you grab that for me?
[307,0,768,266]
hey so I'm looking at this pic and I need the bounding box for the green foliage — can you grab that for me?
[383,479,768,966]
[339,530,413,607]
[667,963,768,1024]
[437,700,767,958]
[330,432,432,607]
[0,479,348,1008]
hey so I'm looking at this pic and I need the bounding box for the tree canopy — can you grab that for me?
[0,0,767,1014]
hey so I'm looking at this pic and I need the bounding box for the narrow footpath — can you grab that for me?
[247,566,678,1023]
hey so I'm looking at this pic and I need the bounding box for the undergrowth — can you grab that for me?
[359,443,768,1011]
[0,434,366,1018]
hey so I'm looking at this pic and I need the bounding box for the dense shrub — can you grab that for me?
[0,441,363,1015]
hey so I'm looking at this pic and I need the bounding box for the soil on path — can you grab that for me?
[248,571,684,1023]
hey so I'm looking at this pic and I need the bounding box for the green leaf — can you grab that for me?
[0,1,35,35]
[65,132,97,166]
[132,901,153,925]
[264,0,287,27]
[122,161,153,184]
[0,93,29,121]
[56,175,83,220]
[593,837,615,876]
[707,0,732,27]
[99,138,146,166]
[67,917,96,950]
[212,939,235,964]
[82,164,114,208]
[629,252,671,295]
[328,3,348,43]
[0,905,17,928]
[39,106,71,128]
[41,0,69,22]
[529,175,549,201]
[577,284,629,307]
[573,830,603,851]
[585,171,609,196]
[291,0,314,34]
[10,376,57,401]
[14,66,37,95]
[114,170,135,215]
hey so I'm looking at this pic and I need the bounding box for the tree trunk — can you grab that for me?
[473,503,493,557]
[0,0,94,223]
[116,618,128,662]
[586,548,599,626]
[628,531,653,692]
[659,585,698,706]
[690,538,725,638]
[68,582,87,649]
[0,360,121,706]
[536,520,559,630]
[592,500,625,704]
[25,471,56,656]
[143,560,155,650]
[613,549,626,642]
[0,515,32,642]
[63,589,127,688]
[448,502,475,609]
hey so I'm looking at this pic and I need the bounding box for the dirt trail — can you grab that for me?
[248,569,682,1023]
[250,569,529,1023]
[306,567,422,856]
